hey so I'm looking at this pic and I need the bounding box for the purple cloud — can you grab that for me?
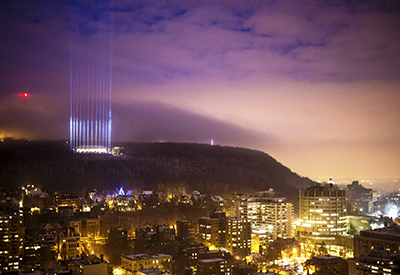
[1,0,400,178]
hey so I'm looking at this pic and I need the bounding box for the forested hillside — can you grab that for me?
[0,140,314,202]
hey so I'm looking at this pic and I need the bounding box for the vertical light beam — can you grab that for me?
[69,0,113,154]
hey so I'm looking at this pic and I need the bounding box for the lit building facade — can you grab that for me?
[121,253,172,274]
[22,238,41,272]
[304,255,348,275]
[197,258,233,275]
[239,190,293,240]
[0,201,24,271]
[198,213,226,249]
[251,228,270,254]
[182,243,208,267]
[58,228,81,259]
[225,217,251,259]
[110,195,138,212]
[196,250,234,275]
[55,192,79,209]
[297,183,350,257]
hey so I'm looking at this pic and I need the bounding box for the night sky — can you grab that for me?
[1,0,400,180]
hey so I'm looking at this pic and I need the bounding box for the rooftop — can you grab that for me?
[123,253,171,260]
[199,258,225,263]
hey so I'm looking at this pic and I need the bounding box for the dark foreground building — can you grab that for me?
[349,249,400,275]
[354,225,400,258]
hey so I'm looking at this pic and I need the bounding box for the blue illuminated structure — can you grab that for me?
[69,1,114,154]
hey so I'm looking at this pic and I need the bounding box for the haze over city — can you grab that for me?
[1,0,400,180]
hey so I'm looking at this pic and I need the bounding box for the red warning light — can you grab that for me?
[20,93,29,98]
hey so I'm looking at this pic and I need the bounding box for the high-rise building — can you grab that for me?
[298,184,347,237]
[198,212,227,249]
[225,217,251,258]
[21,237,41,272]
[177,220,197,243]
[346,181,373,215]
[239,190,293,240]
[296,183,351,257]
[0,200,24,271]
[198,217,221,249]
[198,213,252,259]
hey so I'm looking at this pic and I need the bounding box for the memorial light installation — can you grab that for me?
[69,0,114,154]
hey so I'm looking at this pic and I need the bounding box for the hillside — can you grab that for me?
[0,140,314,202]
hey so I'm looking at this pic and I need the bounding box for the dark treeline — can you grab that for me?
[0,140,314,203]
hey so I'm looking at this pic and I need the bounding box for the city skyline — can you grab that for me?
[1,1,400,180]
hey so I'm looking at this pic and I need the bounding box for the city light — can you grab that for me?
[386,205,398,219]
[69,1,113,154]
[75,147,110,154]
[113,267,124,275]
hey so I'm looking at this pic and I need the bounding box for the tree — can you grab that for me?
[316,242,328,256]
